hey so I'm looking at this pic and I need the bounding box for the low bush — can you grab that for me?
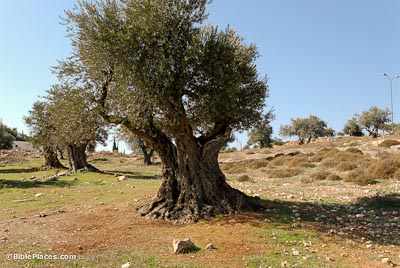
[327,174,342,181]
[266,168,304,178]
[345,148,364,154]
[247,159,269,169]
[237,174,252,182]
[344,170,377,186]
[369,159,400,179]
[310,170,331,180]
[378,140,400,148]
[335,161,358,171]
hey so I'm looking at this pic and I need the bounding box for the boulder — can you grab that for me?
[205,243,217,250]
[172,238,199,254]
[117,175,127,182]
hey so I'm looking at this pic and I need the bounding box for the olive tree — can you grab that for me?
[343,117,364,137]
[45,84,107,172]
[24,102,66,169]
[247,110,274,148]
[279,115,328,144]
[358,106,390,138]
[57,0,268,222]
[117,126,155,165]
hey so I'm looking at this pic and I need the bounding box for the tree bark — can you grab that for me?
[43,146,66,169]
[138,128,262,223]
[66,144,98,173]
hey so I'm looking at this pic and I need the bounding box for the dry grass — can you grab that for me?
[344,169,377,186]
[309,170,331,181]
[378,140,400,148]
[369,158,400,180]
[326,174,342,181]
[266,167,304,178]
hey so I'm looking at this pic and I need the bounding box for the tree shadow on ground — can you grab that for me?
[0,179,77,189]
[265,194,400,246]
[105,170,160,180]
[225,194,400,246]
[0,168,40,174]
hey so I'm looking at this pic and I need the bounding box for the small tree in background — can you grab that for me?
[247,110,275,148]
[279,115,328,144]
[0,121,16,150]
[24,102,66,169]
[343,117,364,137]
[117,127,155,165]
[358,106,390,138]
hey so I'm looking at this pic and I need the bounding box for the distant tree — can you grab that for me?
[45,84,107,172]
[343,117,364,137]
[279,115,328,144]
[325,127,335,138]
[247,110,275,148]
[117,127,154,165]
[0,121,16,150]
[112,137,118,153]
[358,106,390,138]
[57,0,268,222]
[24,102,66,169]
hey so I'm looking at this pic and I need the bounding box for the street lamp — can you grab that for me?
[383,73,400,134]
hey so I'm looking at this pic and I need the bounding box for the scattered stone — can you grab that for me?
[356,213,366,218]
[34,193,44,198]
[172,238,199,254]
[340,253,348,257]
[381,258,396,266]
[117,175,127,182]
[281,261,290,267]
[0,237,8,242]
[292,250,300,256]
[121,262,131,268]
[30,176,36,180]
[205,243,217,250]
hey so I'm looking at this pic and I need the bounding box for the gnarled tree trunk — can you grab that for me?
[66,144,98,173]
[43,146,66,169]
[138,128,262,223]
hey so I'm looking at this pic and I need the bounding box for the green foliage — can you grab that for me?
[358,106,390,138]
[279,115,328,144]
[56,0,268,153]
[343,117,364,136]
[0,120,28,149]
[247,109,275,148]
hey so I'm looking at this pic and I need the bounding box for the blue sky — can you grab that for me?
[1,0,399,148]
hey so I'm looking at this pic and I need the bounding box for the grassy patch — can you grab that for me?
[266,168,304,178]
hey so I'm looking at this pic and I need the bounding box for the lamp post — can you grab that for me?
[383,73,400,134]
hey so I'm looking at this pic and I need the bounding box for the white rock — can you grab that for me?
[121,262,131,268]
[117,175,127,182]
[35,193,44,198]
[381,258,392,265]
[205,243,216,250]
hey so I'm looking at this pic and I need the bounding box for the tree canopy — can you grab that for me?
[279,115,328,144]
[357,106,390,138]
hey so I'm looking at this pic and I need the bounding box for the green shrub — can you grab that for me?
[344,170,377,186]
[327,174,342,181]
[378,140,400,148]
[266,168,304,178]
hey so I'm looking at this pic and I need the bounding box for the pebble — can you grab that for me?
[121,262,131,268]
